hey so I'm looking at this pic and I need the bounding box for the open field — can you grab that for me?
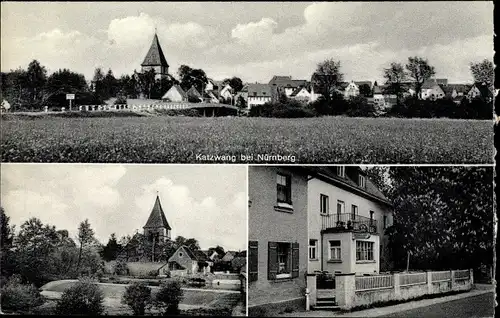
[1,115,493,163]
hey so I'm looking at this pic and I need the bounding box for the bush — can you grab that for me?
[114,259,129,276]
[114,95,127,105]
[0,275,44,312]
[55,277,105,316]
[249,100,317,118]
[148,270,158,277]
[154,280,184,315]
[122,282,152,316]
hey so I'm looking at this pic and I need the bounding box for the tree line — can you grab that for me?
[0,60,244,111]
[0,208,226,288]
[250,57,493,119]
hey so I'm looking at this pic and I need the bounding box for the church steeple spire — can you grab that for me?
[140,31,169,80]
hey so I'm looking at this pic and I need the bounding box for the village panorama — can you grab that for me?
[0,2,494,164]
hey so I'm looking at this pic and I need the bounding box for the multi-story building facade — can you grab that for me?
[248,166,309,314]
[248,166,394,314]
[307,167,393,276]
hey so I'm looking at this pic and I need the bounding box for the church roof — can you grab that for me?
[141,33,169,67]
[143,195,171,230]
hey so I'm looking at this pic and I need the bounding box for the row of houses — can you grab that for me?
[167,245,246,275]
[248,166,394,312]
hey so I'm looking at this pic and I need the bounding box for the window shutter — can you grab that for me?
[249,240,258,282]
[291,242,300,278]
[268,242,278,280]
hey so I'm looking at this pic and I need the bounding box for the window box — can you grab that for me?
[274,202,294,213]
[356,260,376,264]
[327,259,342,263]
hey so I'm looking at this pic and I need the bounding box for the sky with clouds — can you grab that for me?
[1,164,247,251]
[1,2,493,84]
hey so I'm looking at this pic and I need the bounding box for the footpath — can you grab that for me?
[280,284,495,317]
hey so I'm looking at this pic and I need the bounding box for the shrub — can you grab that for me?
[148,270,158,277]
[0,275,44,312]
[122,282,152,316]
[154,280,183,315]
[114,95,127,105]
[114,259,129,276]
[55,277,105,316]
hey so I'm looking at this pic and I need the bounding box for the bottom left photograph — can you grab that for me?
[0,164,248,316]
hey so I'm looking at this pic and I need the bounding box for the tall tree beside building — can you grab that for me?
[222,77,244,93]
[311,59,344,103]
[383,62,407,105]
[178,65,208,94]
[405,57,435,99]
[470,59,494,87]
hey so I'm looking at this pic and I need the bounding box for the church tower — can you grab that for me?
[141,32,169,80]
[143,194,171,243]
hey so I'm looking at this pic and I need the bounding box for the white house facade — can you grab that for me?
[307,167,393,276]
[344,81,360,98]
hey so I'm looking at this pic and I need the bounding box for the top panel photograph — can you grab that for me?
[0,1,494,164]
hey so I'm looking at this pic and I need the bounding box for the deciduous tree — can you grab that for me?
[311,59,344,103]
[405,57,435,99]
[383,62,408,105]
[470,59,494,87]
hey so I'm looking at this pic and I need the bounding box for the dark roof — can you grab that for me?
[141,33,169,67]
[193,250,210,262]
[248,83,272,97]
[448,84,469,93]
[473,83,494,98]
[181,245,197,260]
[306,166,392,206]
[290,86,309,97]
[235,250,247,257]
[441,85,455,96]
[187,86,202,98]
[143,195,171,230]
[269,76,307,88]
[354,81,372,87]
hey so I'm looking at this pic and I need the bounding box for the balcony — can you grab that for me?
[321,213,378,234]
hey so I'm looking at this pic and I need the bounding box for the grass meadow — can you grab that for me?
[1,114,493,163]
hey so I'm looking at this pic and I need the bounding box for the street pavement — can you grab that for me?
[382,292,494,318]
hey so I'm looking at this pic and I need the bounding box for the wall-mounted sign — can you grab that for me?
[353,232,371,240]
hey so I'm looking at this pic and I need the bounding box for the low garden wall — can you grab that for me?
[306,269,473,310]
[103,261,167,277]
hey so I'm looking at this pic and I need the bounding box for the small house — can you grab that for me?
[162,85,188,102]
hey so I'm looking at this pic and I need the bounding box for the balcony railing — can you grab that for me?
[321,213,378,233]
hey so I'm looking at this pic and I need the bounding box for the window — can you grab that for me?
[358,175,366,188]
[179,252,183,257]
[277,173,292,204]
[269,242,299,280]
[329,241,341,261]
[356,241,374,261]
[320,194,329,214]
[337,200,345,220]
[351,205,358,220]
[383,215,388,229]
[309,240,318,260]
[262,92,266,95]
[253,92,257,97]
[337,166,345,178]
[370,211,375,225]
[249,241,258,282]
[277,243,290,275]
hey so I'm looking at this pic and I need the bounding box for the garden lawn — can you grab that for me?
[1,116,493,163]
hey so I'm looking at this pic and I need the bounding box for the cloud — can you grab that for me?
[232,18,277,45]
[135,177,246,251]
[1,165,126,241]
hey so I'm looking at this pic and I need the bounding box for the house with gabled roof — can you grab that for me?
[269,76,308,97]
[167,245,211,274]
[467,82,494,102]
[420,80,445,100]
[187,85,203,102]
[141,32,170,80]
[162,85,188,102]
[248,83,272,108]
[143,194,172,243]
[290,86,312,102]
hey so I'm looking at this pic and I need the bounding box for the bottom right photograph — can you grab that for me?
[247,165,494,317]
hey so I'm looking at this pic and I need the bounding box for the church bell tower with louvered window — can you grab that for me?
[143,194,172,243]
[141,32,170,80]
